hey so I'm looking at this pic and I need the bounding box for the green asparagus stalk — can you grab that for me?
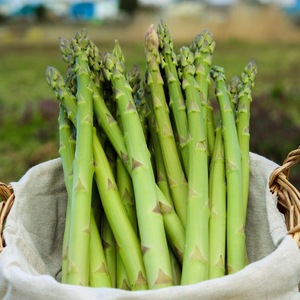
[211,65,245,274]
[101,214,117,288]
[104,51,173,289]
[89,209,112,288]
[236,59,257,219]
[116,157,138,233]
[191,30,216,158]
[93,132,148,290]
[169,246,182,286]
[63,30,94,286]
[145,24,188,227]
[116,251,130,290]
[178,46,209,284]
[208,125,226,279]
[57,105,76,283]
[157,20,189,173]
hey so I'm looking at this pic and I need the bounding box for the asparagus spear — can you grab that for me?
[116,157,137,233]
[101,213,117,288]
[104,52,173,289]
[145,24,188,227]
[208,125,226,279]
[236,59,257,219]
[191,30,216,158]
[61,30,94,286]
[57,105,76,283]
[157,20,189,173]
[211,65,246,274]
[89,209,112,288]
[178,46,209,284]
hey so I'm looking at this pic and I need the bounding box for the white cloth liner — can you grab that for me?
[0,153,299,299]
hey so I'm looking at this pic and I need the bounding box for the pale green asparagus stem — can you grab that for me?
[116,252,130,290]
[101,214,117,288]
[157,20,189,173]
[145,25,188,227]
[104,51,173,289]
[208,125,226,279]
[169,246,182,286]
[116,157,138,233]
[178,46,209,284]
[64,31,94,286]
[191,30,216,159]
[58,105,76,283]
[89,209,112,287]
[236,59,257,220]
[211,65,245,274]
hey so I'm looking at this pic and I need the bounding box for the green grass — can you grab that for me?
[0,39,299,183]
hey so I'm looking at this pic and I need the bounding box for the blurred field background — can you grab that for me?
[0,0,300,184]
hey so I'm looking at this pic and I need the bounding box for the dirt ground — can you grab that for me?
[0,4,299,46]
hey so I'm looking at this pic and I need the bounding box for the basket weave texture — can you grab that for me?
[0,183,15,252]
[269,146,300,248]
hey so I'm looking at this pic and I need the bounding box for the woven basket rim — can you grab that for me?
[269,146,300,247]
[0,182,15,252]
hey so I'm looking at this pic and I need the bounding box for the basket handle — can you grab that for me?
[269,146,300,247]
[0,183,15,252]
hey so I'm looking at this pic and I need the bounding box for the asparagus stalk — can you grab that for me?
[104,52,173,289]
[236,59,257,219]
[145,25,188,227]
[208,125,226,279]
[157,20,189,173]
[178,46,209,284]
[101,214,117,288]
[191,30,216,158]
[116,157,138,233]
[211,65,245,274]
[89,209,112,288]
[57,105,76,283]
[62,30,94,286]
[116,251,130,290]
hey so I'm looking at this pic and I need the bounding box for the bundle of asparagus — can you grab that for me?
[46,20,257,290]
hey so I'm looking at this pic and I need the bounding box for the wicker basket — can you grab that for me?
[0,183,15,252]
[269,146,300,248]
[0,148,299,253]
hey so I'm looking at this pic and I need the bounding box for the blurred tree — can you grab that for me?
[119,0,139,15]
[35,5,48,22]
